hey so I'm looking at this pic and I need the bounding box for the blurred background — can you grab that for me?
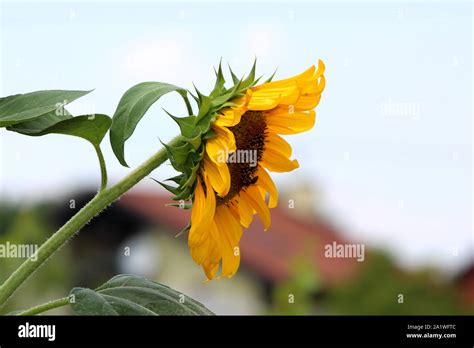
[0,0,472,314]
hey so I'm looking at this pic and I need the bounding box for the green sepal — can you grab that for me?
[218,101,238,109]
[160,140,192,172]
[202,129,216,140]
[192,84,205,105]
[171,184,194,201]
[241,58,257,88]
[180,162,200,189]
[163,59,270,207]
[195,113,215,134]
[196,95,211,122]
[210,60,225,98]
[210,77,244,108]
[165,202,193,210]
[165,111,198,139]
[185,130,203,150]
[151,178,181,195]
[175,223,191,238]
[265,68,278,83]
[189,90,200,105]
[165,174,186,185]
[228,64,241,85]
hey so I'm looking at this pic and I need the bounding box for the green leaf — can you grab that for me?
[8,114,111,147]
[69,274,214,315]
[110,82,187,167]
[0,90,91,127]
[7,109,72,134]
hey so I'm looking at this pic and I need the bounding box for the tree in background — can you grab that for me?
[271,251,471,315]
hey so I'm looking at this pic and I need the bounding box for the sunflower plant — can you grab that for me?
[0,59,325,315]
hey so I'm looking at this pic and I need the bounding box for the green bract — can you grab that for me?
[158,61,262,202]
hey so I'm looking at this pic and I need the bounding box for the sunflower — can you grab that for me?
[187,60,326,279]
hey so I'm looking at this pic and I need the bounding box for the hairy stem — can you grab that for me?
[0,136,181,307]
[16,297,70,316]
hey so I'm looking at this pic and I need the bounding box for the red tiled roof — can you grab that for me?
[456,265,474,306]
[117,190,360,285]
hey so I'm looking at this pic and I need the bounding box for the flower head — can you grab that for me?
[160,60,325,279]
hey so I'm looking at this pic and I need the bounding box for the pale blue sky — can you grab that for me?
[0,0,472,272]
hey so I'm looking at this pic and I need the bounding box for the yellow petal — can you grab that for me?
[256,165,278,208]
[241,186,271,231]
[205,125,236,164]
[202,261,219,280]
[203,155,231,197]
[266,108,316,134]
[234,194,254,228]
[214,206,242,278]
[247,96,281,111]
[314,59,326,79]
[252,65,316,91]
[189,175,216,248]
[261,148,300,173]
[251,82,300,106]
[190,219,221,267]
[295,93,322,110]
[318,75,326,92]
[294,60,325,101]
[265,132,292,157]
[215,108,244,127]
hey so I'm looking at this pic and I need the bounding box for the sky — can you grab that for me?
[0,0,472,273]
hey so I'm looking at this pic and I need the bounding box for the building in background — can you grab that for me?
[115,188,361,314]
[2,186,470,315]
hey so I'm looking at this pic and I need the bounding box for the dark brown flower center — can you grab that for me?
[216,110,267,205]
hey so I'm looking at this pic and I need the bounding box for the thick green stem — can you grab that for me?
[17,297,70,316]
[0,136,181,307]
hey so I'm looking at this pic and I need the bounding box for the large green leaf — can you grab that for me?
[0,90,91,127]
[7,109,72,135]
[69,274,215,315]
[110,82,189,167]
[8,114,111,146]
